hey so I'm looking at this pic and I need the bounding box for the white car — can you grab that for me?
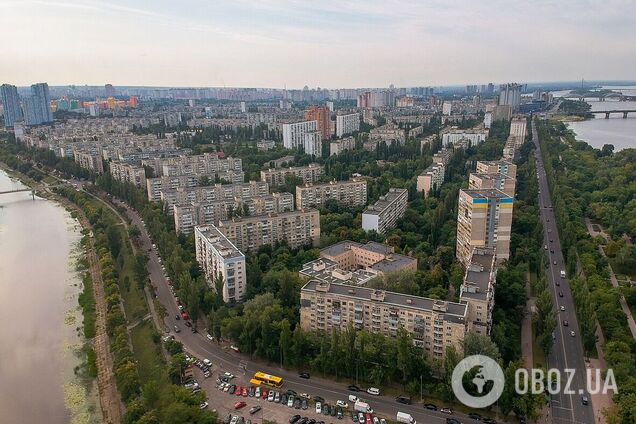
[287,395,294,407]
[230,416,239,424]
[200,402,209,409]
[367,387,380,396]
[315,402,322,414]
[223,372,235,380]
[268,391,275,402]
[203,359,212,367]
[299,393,311,399]
[255,387,261,398]
[560,306,565,311]
[206,334,214,341]
[336,400,348,408]
[570,331,576,337]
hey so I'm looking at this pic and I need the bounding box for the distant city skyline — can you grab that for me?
[1,0,635,88]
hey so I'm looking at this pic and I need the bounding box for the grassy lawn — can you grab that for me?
[115,225,149,322]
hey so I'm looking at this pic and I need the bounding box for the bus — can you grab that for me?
[250,371,283,388]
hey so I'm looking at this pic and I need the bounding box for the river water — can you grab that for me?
[555,86,636,151]
[0,170,98,424]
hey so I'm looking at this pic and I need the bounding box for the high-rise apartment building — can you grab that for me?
[468,172,516,197]
[456,189,514,266]
[361,188,408,233]
[475,160,517,179]
[282,120,318,151]
[109,161,147,187]
[304,106,332,140]
[335,113,360,137]
[218,209,321,252]
[194,225,246,303]
[498,83,522,112]
[1,84,23,128]
[299,280,467,359]
[509,116,527,140]
[417,163,445,197]
[23,83,53,126]
[296,179,367,209]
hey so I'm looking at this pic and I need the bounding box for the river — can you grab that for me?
[555,86,636,151]
[0,170,99,424]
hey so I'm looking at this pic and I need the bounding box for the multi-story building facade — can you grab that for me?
[146,175,200,202]
[194,225,246,303]
[362,188,408,233]
[300,280,467,359]
[73,149,104,174]
[498,83,522,112]
[509,116,527,140]
[432,147,453,165]
[300,241,417,285]
[335,112,360,137]
[23,83,53,126]
[142,153,243,178]
[440,127,488,147]
[468,172,516,197]
[456,189,514,266]
[218,209,321,252]
[260,164,324,186]
[296,179,367,209]
[304,106,332,140]
[109,161,146,187]
[459,247,497,336]
[1,84,23,128]
[369,123,406,145]
[475,160,517,179]
[174,192,294,233]
[417,163,445,197]
[329,136,356,156]
[282,120,317,150]
[159,181,270,207]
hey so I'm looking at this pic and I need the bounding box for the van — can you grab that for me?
[348,395,359,403]
[396,412,416,424]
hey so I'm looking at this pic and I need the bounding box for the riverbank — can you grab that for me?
[0,163,121,424]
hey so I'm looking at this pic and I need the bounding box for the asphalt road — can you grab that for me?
[531,120,595,424]
[114,199,504,424]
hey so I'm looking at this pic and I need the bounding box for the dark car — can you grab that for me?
[323,404,330,415]
[423,403,437,411]
[287,389,298,397]
[229,384,237,394]
[347,385,361,392]
[299,372,311,379]
[302,399,308,410]
[581,394,589,405]
[249,386,256,397]
[331,406,337,417]
[290,415,301,423]
[314,396,325,403]
[337,407,344,419]
[295,399,301,409]
[184,321,192,327]
[467,413,482,421]
[482,419,497,424]
[281,394,287,405]
[446,419,461,424]
[224,414,232,424]
[559,291,564,297]
[563,320,569,326]
[175,314,180,320]
[250,406,262,415]
[297,418,308,424]
[307,420,316,424]
[396,395,412,405]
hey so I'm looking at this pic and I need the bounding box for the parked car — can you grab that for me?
[440,407,453,414]
[234,401,247,410]
[295,398,302,409]
[249,386,256,397]
[467,413,482,421]
[302,399,308,410]
[348,385,361,392]
[423,403,437,411]
[299,372,311,379]
[255,387,260,398]
[289,415,301,424]
[281,394,287,405]
[357,413,365,424]
[336,400,348,408]
[203,358,212,367]
[223,414,232,424]
[268,390,275,402]
[275,391,281,403]
[249,406,262,415]
[288,395,295,407]
[395,395,411,405]
[173,325,180,333]
[230,345,240,353]
[315,402,322,414]
[199,402,209,409]
[446,419,461,424]
[261,389,268,399]
[366,387,380,396]
[323,404,330,415]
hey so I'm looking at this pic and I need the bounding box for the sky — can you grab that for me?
[1,0,635,89]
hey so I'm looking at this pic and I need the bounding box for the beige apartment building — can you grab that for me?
[158,181,270,208]
[329,136,356,156]
[361,188,408,233]
[260,164,324,187]
[109,161,146,187]
[174,192,294,234]
[456,189,514,266]
[194,225,246,303]
[300,241,417,285]
[459,247,497,336]
[218,209,320,252]
[417,163,445,197]
[300,280,467,359]
[468,172,516,197]
[296,179,367,209]
[73,150,104,174]
[475,160,517,179]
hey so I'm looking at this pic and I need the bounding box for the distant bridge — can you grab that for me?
[0,188,35,199]
[590,109,636,119]
[563,94,636,102]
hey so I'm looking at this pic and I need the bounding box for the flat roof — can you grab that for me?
[302,280,467,322]
[461,188,511,199]
[363,188,407,215]
[194,225,244,260]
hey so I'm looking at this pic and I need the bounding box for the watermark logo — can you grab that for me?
[451,355,505,408]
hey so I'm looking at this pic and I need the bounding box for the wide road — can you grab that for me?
[531,119,595,424]
[114,199,501,424]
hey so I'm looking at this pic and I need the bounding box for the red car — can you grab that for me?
[242,387,248,397]
[261,389,269,399]
[365,414,372,424]
[235,385,242,396]
[234,401,247,410]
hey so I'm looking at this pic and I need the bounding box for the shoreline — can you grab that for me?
[0,165,105,424]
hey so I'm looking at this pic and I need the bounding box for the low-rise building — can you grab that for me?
[218,209,320,252]
[257,139,276,151]
[362,188,408,233]
[194,225,246,303]
[300,280,467,359]
[296,179,367,209]
[300,241,417,285]
[260,164,324,187]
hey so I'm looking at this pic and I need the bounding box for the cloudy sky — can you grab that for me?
[1,0,634,88]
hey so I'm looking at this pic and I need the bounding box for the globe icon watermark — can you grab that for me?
[451,355,505,408]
